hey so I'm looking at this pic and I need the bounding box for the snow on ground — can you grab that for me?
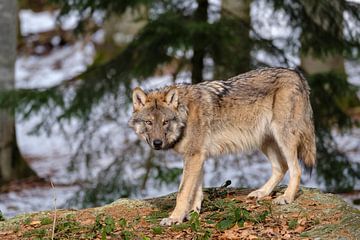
[0,10,97,218]
[16,42,95,88]
[19,10,58,35]
[0,186,78,217]
[345,60,360,88]
[19,9,81,36]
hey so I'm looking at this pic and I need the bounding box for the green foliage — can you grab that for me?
[288,219,298,230]
[40,216,53,225]
[152,226,164,234]
[0,211,5,221]
[116,215,149,239]
[309,72,359,131]
[189,211,201,232]
[216,218,236,231]
[210,200,269,231]
[55,215,81,236]
[215,207,253,230]
[13,223,20,233]
[205,198,239,212]
[93,214,117,239]
[269,0,360,58]
[171,222,191,231]
[199,229,212,240]
[206,180,232,201]
[66,153,139,208]
[154,165,182,185]
[23,217,32,225]
[19,212,147,239]
[253,210,270,223]
[103,216,116,234]
[168,210,213,238]
[0,88,64,121]
[23,228,47,239]
[309,72,360,192]
[145,211,169,224]
[9,0,342,120]
[27,0,358,121]
[52,0,359,60]
[353,199,360,205]
[118,217,127,228]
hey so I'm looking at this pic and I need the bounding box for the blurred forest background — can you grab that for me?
[0,0,359,217]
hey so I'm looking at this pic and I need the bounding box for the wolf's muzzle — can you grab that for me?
[153,139,163,150]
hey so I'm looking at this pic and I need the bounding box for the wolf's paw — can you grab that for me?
[273,194,293,205]
[247,189,268,199]
[160,217,182,226]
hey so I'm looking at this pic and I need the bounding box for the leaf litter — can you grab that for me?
[0,186,358,239]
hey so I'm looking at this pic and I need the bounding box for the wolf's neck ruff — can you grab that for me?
[129,67,316,226]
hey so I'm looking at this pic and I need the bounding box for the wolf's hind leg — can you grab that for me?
[247,139,288,199]
[271,124,301,204]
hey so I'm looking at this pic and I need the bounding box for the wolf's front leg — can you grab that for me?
[188,173,204,215]
[160,152,205,226]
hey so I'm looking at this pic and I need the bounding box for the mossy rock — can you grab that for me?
[0,187,359,239]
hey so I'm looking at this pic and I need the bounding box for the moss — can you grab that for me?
[23,228,47,239]
[40,217,53,225]
[301,190,360,239]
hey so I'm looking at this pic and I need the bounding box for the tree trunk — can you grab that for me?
[191,0,209,84]
[222,0,252,74]
[0,0,36,184]
[300,1,345,75]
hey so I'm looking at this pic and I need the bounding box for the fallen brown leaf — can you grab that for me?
[294,225,305,233]
[248,234,258,239]
[30,220,41,225]
[299,218,307,226]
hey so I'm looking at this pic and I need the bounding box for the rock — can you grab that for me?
[0,187,359,239]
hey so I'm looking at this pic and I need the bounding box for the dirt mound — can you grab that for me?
[0,187,359,239]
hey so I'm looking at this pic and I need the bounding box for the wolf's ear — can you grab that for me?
[165,88,178,108]
[132,87,147,111]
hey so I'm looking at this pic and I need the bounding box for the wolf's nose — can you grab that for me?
[153,139,163,148]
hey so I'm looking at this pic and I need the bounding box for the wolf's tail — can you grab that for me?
[298,127,316,168]
[296,70,316,169]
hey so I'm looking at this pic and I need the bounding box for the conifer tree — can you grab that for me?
[1,0,359,192]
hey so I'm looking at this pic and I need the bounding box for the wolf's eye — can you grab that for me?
[163,120,169,126]
[145,120,152,126]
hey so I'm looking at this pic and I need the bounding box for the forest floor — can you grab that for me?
[0,187,359,240]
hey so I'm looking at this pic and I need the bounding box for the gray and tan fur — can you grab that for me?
[129,68,316,226]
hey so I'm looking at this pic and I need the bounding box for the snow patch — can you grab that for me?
[20,10,57,35]
[16,42,95,88]
[19,10,82,36]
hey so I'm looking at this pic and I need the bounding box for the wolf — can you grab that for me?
[129,67,316,226]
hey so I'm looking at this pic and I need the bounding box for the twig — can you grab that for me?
[51,181,57,240]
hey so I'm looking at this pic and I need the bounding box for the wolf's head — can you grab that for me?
[128,87,186,150]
